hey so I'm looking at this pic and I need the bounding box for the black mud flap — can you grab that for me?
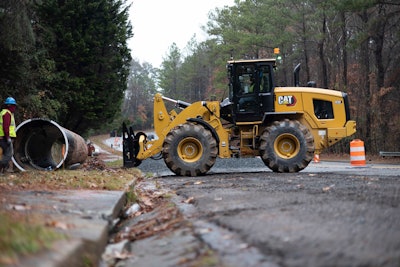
[122,123,145,168]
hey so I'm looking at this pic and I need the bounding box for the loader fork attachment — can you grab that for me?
[122,123,143,167]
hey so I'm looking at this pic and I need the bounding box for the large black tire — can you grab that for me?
[259,119,314,173]
[163,123,218,176]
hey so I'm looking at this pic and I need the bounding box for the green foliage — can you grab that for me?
[121,59,158,130]
[153,0,400,153]
[157,38,227,103]
[158,43,182,98]
[0,212,64,264]
[0,0,37,119]
[35,0,132,134]
[0,0,132,134]
[1,0,399,153]
[334,0,378,11]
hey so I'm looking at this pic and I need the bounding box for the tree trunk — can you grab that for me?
[359,11,372,152]
[318,13,328,88]
[302,20,311,83]
[340,11,348,88]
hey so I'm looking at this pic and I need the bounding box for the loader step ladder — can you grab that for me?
[240,125,258,156]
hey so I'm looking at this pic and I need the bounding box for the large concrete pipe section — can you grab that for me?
[12,118,88,171]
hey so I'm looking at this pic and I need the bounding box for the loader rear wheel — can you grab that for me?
[259,119,314,173]
[163,123,218,176]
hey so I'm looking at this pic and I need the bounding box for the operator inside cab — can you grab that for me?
[238,73,257,112]
[225,59,276,123]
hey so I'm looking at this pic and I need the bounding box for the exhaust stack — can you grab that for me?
[12,118,88,171]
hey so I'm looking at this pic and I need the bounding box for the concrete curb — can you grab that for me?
[3,190,127,267]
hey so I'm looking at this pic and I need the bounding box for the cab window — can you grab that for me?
[313,99,334,119]
[259,66,272,93]
[239,74,255,94]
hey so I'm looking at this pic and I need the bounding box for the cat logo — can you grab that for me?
[278,95,297,106]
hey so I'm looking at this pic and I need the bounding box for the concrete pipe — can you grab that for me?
[12,118,88,171]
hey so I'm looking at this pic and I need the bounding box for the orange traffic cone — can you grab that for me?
[313,154,320,163]
[350,139,366,166]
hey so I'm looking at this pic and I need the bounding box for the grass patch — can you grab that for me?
[0,212,65,265]
[90,134,121,156]
[0,134,144,263]
[189,249,222,267]
[0,168,141,191]
[125,190,138,205]
[105,158,124,168]
[0,167,142,263]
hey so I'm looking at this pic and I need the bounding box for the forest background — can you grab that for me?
[0,0,399,154]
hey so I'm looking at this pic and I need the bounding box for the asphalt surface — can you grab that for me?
[3,154,399,267]
[137,156,400,177]
[110,158,400,267]
[158,172,400,267]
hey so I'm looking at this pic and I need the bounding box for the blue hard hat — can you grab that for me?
[4,97,17,105]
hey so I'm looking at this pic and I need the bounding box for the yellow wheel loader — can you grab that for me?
[123,58,356,176]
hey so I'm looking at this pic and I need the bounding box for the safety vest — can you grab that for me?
[0,109,16,138]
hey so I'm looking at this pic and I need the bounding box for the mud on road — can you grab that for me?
[154,171,400,267]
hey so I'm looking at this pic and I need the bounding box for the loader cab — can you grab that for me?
[224,59,276,123]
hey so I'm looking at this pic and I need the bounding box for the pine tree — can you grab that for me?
[36,0,132,134]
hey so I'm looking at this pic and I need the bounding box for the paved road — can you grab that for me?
[156,171,399,266]
[128,158,400,267]
[137,156,400,177]
[102,135,400,266]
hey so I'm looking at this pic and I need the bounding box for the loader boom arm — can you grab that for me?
[135,93,230,161]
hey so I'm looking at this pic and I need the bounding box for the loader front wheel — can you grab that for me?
[259,119,314,173]
[163,123,218,176]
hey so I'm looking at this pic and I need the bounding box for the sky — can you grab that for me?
[128,0,234,68]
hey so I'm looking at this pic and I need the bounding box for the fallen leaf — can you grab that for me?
[322,186,331,192]
[194,181,203,185]
[239,243,249,249]
[111,250,134,260]
[46,220,74,230]
[88,182,98,188]
[183,197,195,204]
[322,184,335,192]
[140,196,153,207]
[151,191,165,197]
[198,228,212,234]
[7,204,31,211]
[102,249,134,262]
[323,184,335,192]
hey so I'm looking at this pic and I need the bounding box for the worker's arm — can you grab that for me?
[2,112,11,143]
